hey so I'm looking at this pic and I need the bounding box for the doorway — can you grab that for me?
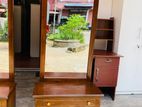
[14,0,40,72]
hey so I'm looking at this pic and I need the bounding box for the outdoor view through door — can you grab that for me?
[45,0,94,73]
[0,0,9,73]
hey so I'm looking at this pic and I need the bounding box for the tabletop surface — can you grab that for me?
[33,80,102,98]
[0,82,15,99]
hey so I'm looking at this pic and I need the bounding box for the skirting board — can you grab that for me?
[116,91,142,95]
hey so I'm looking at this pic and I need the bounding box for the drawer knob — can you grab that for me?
[87,101,91,106]
[47,102,51,106]
[105,59,112,63]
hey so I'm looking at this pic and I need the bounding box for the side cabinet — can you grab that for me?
[93,50,121,100]
[93,57,120,86]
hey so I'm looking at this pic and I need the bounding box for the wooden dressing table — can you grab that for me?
[32,0,102,106]
[0,82,16,107]
[33,79,102,107]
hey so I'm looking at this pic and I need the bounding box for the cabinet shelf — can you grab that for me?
[96,18,114,51]
[92,18,121,100]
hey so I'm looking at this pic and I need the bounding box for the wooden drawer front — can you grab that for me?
[95,57,120,68]
[93,57,120,87]
[0,99,7,107]
[35,97,100,107]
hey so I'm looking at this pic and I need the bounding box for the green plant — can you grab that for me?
[0,19,8,41]
[48,14,88,43]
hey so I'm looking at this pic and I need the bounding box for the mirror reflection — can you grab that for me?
[45,0,94,74]
[0,0,9,73]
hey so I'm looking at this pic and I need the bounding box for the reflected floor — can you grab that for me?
[45,45,89,73]
[0,42,9,72]
[45,31,91,73]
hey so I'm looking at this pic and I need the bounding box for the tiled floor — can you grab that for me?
[15,72,142,107]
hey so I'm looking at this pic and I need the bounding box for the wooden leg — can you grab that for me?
[99,87,116,101]
[108,87,116,100]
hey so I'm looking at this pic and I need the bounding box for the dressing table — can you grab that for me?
[32,0,103,106]
[0,0,15,107]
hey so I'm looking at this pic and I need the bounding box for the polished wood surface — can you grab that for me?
[33,80,102,107]
[44,72,86,79]
[33,80,102,98]
[87,0,99,79]
[93,50,121,100]
[8,0,14,81]
[40,0,47,80]
[93,57,120,86]
[95,18,114,51]
[35,96,100,107]
[0,82,16,107]
[0,82,15,99]
[93,50,121,58]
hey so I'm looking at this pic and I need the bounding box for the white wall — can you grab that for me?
[30,4,40,57]
[113,0,142,94]
[112,0,124,53]
[98,0,113,18]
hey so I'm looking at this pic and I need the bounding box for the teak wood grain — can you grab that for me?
[44,72,86,79]
[93,50,121,100]
[40,0,47,80]
[33,80,102,107]
[87,0,99,79]
[8,0,14,81]
[33,80,102,98]
[35,97,100,107]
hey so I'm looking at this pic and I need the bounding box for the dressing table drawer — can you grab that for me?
[95,57,119,68]
[0,100,7,107]
[35,97,100,107]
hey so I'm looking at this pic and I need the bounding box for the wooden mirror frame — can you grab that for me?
[0,0,14,81]
[8,0,14,81]
[40,0,99,80]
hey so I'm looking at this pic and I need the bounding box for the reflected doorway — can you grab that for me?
[14,0,40,72]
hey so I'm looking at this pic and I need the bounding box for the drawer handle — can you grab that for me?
[105,59,112,63]
[87,101,91,106]
[46,102,51,106]
[95,68,99,82]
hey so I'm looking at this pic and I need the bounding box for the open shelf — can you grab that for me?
[96,18,114,51]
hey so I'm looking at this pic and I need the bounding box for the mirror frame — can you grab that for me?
[8,0,14,81]
[40,0,99,80]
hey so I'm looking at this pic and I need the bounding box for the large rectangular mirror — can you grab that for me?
[40,0,99,79]
[0,0,14,80]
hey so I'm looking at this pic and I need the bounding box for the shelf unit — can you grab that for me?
[93,18,121,100]
[96,18,114,51]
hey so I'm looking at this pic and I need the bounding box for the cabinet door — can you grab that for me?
[93,57,120,87]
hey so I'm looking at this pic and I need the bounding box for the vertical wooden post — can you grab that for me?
[40,0,47,80]
[87,0,99,79]
[8,0,14,81]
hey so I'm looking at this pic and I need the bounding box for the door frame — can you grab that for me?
[39,0,99,80]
